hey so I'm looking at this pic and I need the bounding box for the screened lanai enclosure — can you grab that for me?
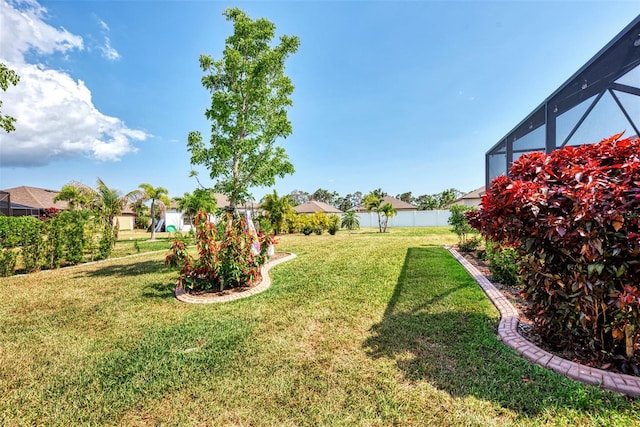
[486,15,640,186]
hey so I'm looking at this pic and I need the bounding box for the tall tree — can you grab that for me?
[0,62,20,133]
[396,192,414,204]
[187,8,300,212]
[310,188,338,206]
[336,195,354,212]
[438,188,463,208]
[415,194,439,210]
[287,189,310,206]
[370,188,387,199]
[260,190,292,235]
[135,184,170,240]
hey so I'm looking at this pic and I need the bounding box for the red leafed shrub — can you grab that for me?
[468,133,640,361]
[165,211,271,293]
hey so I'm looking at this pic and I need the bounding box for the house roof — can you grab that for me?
[213,193,260,210]
[381,195,416,210]
[2,186,68,210]
[293,200,342,214]
[453,186,486,202]
[355,195,416,212]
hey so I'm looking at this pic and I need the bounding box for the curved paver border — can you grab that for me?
[447,246,640,397]
[174,252,297,304]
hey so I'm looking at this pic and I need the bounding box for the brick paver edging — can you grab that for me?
[447,246,640,397]
[174,253,297,304]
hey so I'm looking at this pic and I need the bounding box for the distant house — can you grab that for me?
[293,200,342,215]
[115,204,136,231]
[1,186,68,217]
[356,195,417,212]
[1,185,136,230]
[212,193,260,214]
[164,193,260,232]
[449,186,485,208]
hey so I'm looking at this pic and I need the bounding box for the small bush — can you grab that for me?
[301,225,313,235]
[327,214,340,235]
[448,204,479,251]
[485,240,521,286]
[458,236,481,253]
[0,249,17,277]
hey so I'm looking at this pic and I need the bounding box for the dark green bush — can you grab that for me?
[458,236,481,253]
[485,240,521,286]
[0,249,17,277]
[448,204,479,251]
[0,216,43,248]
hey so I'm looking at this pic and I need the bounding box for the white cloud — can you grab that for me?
[0,0,146,167]
[1,63,144,166]
[100,36,120,61]
[0,0,83,63]
[95,15,120,61]
[97,18,110,32]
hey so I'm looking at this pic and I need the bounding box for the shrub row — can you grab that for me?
[0,211,115,276]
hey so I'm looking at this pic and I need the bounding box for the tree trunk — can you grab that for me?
[150,201,156,241]
[625,324,634,359]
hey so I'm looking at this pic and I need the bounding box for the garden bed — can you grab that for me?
[459,248,640,377]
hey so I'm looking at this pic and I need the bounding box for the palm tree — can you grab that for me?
[134,183,170,240]
[94,177,129,240]
[53,181,92,210]
[175,188,217,226]
[260,190,292,235]
[379,202,397,233]
[341,210,360,232]
[364,193,383,233]
[363,193,397,233]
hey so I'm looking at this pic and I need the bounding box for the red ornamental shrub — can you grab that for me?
[467,133,640,359]
[165,211,272,293]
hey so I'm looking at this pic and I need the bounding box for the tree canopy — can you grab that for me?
[187,8,300,211]
[0,62,20,133]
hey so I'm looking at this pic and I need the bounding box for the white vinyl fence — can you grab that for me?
[356,210,451,228]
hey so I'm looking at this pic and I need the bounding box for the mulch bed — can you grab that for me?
[458,247,640,377]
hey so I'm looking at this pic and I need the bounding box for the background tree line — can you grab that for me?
[282,187,465,211]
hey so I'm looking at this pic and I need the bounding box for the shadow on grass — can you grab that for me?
[363,246,632,417]
[141,281,176,299]
[77,260,165,278]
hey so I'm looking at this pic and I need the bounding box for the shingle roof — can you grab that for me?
[355,195,416,212]
[2,186,68,210]
[455,186,485,201]
[214,193,259,210]
[380,196,416,210]
[293,200,342,214]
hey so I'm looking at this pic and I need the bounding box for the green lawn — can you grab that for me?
[1,227,637,426]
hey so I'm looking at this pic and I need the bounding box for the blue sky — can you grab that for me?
[1,0,639,202]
